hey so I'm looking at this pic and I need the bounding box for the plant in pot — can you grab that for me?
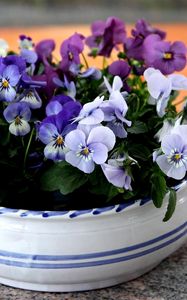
[0,17,186,292]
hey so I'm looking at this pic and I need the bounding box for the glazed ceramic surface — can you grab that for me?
[0,180,186,292]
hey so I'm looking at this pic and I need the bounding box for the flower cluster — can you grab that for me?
[0,18,187,220]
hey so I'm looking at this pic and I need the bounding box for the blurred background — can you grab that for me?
[0,0,187,27]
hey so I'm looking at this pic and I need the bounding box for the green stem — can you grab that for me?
[23,127,35,170]
[102,57,107,69]
[81,53,89,69]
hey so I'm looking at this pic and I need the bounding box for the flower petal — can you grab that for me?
[9,119,30,136]
[112,76,123,91]
[161,133,184,155]
[107,121,127,138]
[87,126,116,150]
[79,108,104,125]
[44,141,65,161]
[109,90,128,115]
[20,91,42,109]
[65,129,86,150]
[0,86,16,102]
[172,125,187,143]
[168,74,187,90]
[3,65,20,86]
[46,101,63,116]
[91,143,108,164]
[101,163,131,189]
[156,154,187,180]
[39,123,58,144]
[83,96,104,114]
[65,151,95,173]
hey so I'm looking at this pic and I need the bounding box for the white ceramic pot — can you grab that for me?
[0,180,186,292]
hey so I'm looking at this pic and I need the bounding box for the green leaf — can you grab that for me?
[163,189,177,222]
[123,190,137,200]
[41,162,88,195]
[127,121,148,134]
[128,144,151,161]
[151,174,167,208]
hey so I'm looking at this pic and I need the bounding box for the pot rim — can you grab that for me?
[0,179,186,220]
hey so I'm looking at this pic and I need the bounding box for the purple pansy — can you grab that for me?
[60,33,84,73]
[101,158,132,190]
[144,67,187,116]
[38,108,78,161]
[0,64,20,102]
[20,73,47,89]
[109,61,131,79]
[20,89,42,109]
[35,39,55,65]
[124,19,166,61]
[65,125,116,173]
[143,34,187,74]
[102,90,131,138]
[155,125,187,180]
[79,67,102,80]
[132,19,166,40]
[74,96,104,125]
[108,61,131,92]
[3,55,26,73]
[86,16,126,57]
[46,95,81,117]
[3,102,31,136]
[33,66,58,100]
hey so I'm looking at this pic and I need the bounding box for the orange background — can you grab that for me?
[1,24,187,73]
[1,24,187,107]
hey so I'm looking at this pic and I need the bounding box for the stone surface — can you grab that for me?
[0,243,186,300]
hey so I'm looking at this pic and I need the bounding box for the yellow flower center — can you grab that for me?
[15,116,22,126]
[174,153,181,161]
[2,79,9,88]
[163,52,173,60]
[82,147,89,155]
[56,136,64,145]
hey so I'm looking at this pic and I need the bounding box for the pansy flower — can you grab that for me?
[143,34,187,75]
[60,33,84,74]
[124,19,166,61]
[86,16,126,57]
[3,102,31,136]
[102,76,131,137]
[144,67,187,116]
[0,64,20,102]
[35,39,55,66]
[155,125,187,180]
[74,96,104,125]
[38,101,81,161]
[101,157,132,190]
[19,35,34,50]
[65,125,116,173]
[20,89,42,109]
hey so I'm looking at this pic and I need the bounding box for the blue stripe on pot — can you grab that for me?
[0,178,186,219]
[0,228,186,269]
[0,221,186,262]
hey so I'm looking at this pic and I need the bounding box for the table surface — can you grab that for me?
[0,243,186,300]
[0,25,187,299]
